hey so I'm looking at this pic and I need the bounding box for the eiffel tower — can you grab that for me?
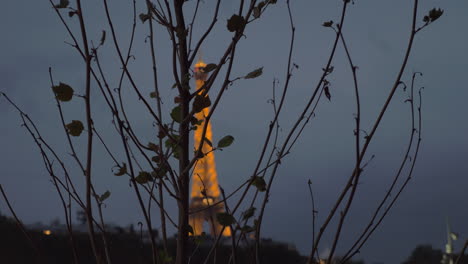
[189,58,231,237]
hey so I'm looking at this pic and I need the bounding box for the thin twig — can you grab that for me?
[455,240,468,264]
[0,184,41,260]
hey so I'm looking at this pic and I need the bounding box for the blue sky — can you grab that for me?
[1,1,467,263]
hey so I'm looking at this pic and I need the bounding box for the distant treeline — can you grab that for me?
[4,214,463,264]
[0,214,307,264]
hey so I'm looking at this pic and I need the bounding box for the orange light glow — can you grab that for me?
[43,230,52,235]
[189,58,231,237]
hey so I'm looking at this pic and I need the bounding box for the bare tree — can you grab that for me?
[0,0,446,264]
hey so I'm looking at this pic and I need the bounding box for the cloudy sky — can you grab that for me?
[1,0,467,263]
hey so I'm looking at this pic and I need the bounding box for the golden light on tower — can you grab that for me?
[189,58,231,237]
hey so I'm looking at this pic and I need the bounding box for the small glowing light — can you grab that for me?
[43,230,52,235]
[202,197,214,205]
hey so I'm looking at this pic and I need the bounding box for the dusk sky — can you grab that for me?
[1,1,467,263]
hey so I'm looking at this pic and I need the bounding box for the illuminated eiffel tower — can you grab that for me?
[189,58,231,237]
